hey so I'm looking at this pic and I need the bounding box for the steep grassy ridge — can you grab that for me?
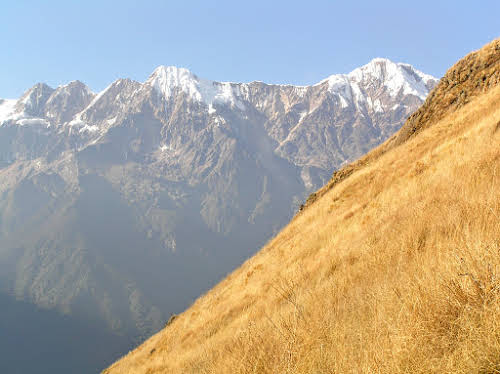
[105,39,500,374]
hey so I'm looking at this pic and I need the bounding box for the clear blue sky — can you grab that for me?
[1,0,499,98]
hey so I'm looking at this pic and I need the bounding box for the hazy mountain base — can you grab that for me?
[0,164,277,337]
[0,293,132,374]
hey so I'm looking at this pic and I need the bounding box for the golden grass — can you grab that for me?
[105,52,500,374]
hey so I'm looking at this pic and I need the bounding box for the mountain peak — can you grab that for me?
[16,82,55,116]
[146,65,203,101]
[151,65,197,78]
[29,82,54,90]
[21,82,55,98]
[316,58,437,111]
[148,65,199,83]
[367,57,393,65]
[59,80,93,93]
[146,65,245,110]
[347,58,437,100]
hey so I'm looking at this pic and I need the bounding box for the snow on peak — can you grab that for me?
[348,58,436,100]
[348,58,393,81]
[147,66,198,99]
[146,65,245,110]
[315,58,437,112]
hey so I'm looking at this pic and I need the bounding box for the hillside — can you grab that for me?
[105,39,500,373]
[0,294,131,374]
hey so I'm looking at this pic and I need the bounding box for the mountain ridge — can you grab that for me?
[1,57,434,112]
[0,57,437,372]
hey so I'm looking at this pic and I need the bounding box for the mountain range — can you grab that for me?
[0,58,437,372]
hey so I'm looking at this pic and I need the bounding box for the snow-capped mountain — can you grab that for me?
[0,59,437,349]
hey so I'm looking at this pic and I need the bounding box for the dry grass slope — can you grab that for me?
[105,39,500,374]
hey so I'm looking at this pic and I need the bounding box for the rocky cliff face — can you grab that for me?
[0,59,437,342]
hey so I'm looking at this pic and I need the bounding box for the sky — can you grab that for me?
[1,0,499,98]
